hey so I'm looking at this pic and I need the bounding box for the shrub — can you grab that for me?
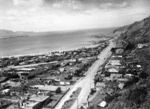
[56,87,62,94]
[127,87,147,105]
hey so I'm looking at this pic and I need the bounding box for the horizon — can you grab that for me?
[0,26,118,33]
[0,0,150,32]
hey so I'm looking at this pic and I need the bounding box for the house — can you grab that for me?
[59,67,65,72]
[59,82,65,85]
[1,89,10,95]
[111,55,122,58]
[20,101,40,109]
[124,74,133,78]
[17,68,35,72]
[110,74,122,81]
[109,62,121,66]
[109,60,121,63]
[106,61,121,67]
[115,49,124,55]
[96,82,106,88]
[28,94,50,108]
[1,80,21,88]
[31,85,68,92]
[107,68,119,73]
[110,56,122,60]
[117,78,129,83]
[98,101,107,108]
[105,64,120,69]
[137,43,149,48]
[103,77,111,81]
[106,82,118,90]
[118,83,125,89]
[17,71,29,80]
[137,65,141,68]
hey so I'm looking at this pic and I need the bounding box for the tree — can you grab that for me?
[139,72,148,79]
[127,87,147,105]
[56,87,62,94]
[111,48,116,53]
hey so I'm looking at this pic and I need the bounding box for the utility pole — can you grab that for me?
[77,97,79,109]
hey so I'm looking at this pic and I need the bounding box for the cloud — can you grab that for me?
[43,0,131,11]
[0,0,150,31]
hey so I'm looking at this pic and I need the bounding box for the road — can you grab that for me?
[55,40,115,109]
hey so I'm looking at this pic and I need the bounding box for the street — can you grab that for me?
[55,40,115,109]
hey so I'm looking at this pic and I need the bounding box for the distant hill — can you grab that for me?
[0,29,14,34]
[0,27,117,39]
[0,29,16,38]
[0,29,34,39]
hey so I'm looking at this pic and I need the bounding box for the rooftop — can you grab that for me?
[17,68,35,71]
[29,94,49,102]
[31,85,69,92]
[24,100,39,107]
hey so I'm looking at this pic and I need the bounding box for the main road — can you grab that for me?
[55,39,115,109]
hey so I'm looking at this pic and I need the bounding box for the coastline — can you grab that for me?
[0,29,111,58]
[0,40,107,58]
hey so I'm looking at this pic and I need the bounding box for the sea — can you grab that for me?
[0,28,113,57]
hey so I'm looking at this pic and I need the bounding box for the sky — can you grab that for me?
[0,0,150,32]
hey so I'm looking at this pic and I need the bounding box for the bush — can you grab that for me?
[127,87,147,105]
[56,87,62,94]
[139,72,149,79]
[126,41,135,50]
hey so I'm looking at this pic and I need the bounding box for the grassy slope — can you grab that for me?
[122,16,150,73]
[105,16,150,109]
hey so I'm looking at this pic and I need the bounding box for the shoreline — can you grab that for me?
[0,42,105,58]
[0,33,111,58]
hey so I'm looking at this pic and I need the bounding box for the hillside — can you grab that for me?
[121,16,150,44]
[113,25,129,36]
[108,16,150,109]
[117,16,150,72]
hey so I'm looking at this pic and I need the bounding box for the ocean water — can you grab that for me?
[0,29,112,57]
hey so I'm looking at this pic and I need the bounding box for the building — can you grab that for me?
[115,49,124,55]
[28,94,50,108]
[107,68,119,73]
[17,71,29,80]
[17,68,35,72]
[137,43,149,48]
[110,74,123,81]
[31,85,68,92]
[21,101,40,109]
[118,83,125,89]
[96,82,106,88]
